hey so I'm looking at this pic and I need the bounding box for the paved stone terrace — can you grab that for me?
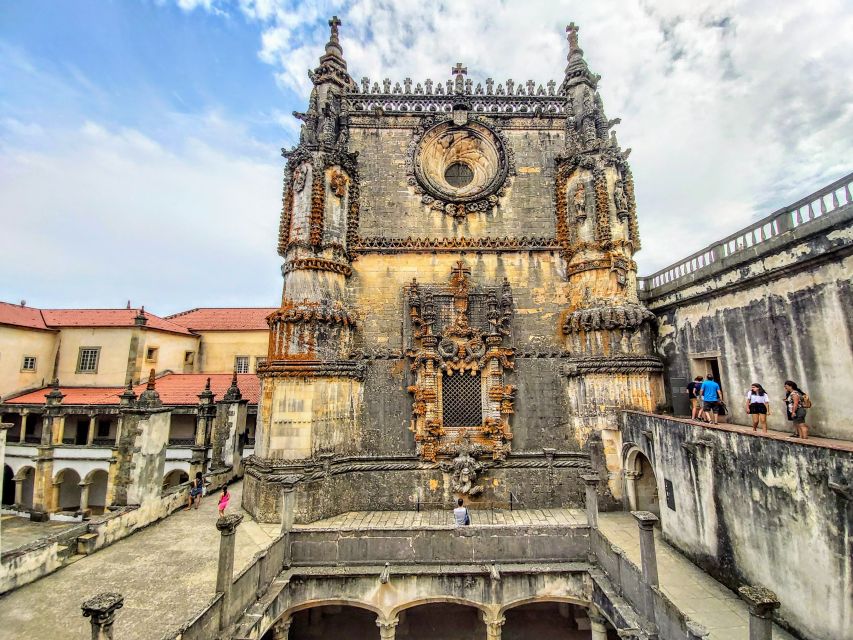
[294,507,588,530]
[599,513,797,640]
[0,482,278,640]
[1,514,78,552]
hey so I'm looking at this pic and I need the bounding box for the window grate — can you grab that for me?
[442,372,482,427]
[234,356,249,374]
[430,294,491,336]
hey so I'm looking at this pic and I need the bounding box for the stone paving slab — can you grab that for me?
[293,507,588,530]
[598,513,797,640]
[0,481,279,640]
[1,514,79,552]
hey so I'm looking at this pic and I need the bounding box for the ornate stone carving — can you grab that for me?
[329,169,348,198]
[561,355,663,377]
[292,164,308,192]
[283,257,353,277]
[406,262,515,462]
[407,116,515,220]
[572,181,588,221]
[440,440,484,495]
[352,235,560,253]
[614,178,629,219]
[562,302,655,334]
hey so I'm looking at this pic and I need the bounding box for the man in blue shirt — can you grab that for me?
[699,374,724,424]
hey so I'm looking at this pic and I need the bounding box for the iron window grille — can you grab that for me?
[442,372,483,427]
[77,348,100,373]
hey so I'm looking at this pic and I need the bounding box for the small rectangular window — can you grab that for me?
[145,346,159,362]
[77,348,100,373]
[234,356,249,374]
[184,351,195,365]
[22,356,37,371]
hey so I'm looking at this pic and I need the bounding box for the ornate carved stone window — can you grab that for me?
[407,116,515,220]
[406,262,516,461]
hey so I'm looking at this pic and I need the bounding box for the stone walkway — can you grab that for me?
[0,481,278,640]
[599,513,797,640]
[295,507,588,529]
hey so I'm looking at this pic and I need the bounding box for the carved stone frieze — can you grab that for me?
[283,257,353,277]
[259,359,366,380]
[352,235,560,253]
[561,355,663,377]
[562,302,655,334]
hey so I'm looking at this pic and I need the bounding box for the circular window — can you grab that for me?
[412,120,509,204]
[444,162,474,188]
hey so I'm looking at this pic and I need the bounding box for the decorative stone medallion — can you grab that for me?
[407,117,515,220]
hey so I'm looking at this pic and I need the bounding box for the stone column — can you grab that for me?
[624,470,640,511]
[81,592,124,640]
[686,620,710,640]
[588,609,608,640]
[481,612,506,640]
[632,511,659,587]
[216,513,244,629]
[87,416,97,445]
[19,413,28,443]
[79,481,91,516]
[376,616,399,639]
[581,472,599,528]
[14,476,24,507]
[738,585,780,640]
[271,616,292,640]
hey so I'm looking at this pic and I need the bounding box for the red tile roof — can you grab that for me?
[40,309,194,335]
[166,307,276,331]
[2,373,259,406]
[0,302,53,331]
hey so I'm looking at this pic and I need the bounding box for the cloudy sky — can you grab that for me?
[1,0,851,314]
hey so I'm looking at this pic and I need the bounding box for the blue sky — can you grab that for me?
[1,0,851,314]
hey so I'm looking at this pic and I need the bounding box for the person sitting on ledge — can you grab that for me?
[453,498,470,526]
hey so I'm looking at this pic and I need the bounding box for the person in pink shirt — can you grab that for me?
[218,486,230,517]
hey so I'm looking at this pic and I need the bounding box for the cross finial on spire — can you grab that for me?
[329,15,341,37]
[566,22,582,53]
[452,62,468,78]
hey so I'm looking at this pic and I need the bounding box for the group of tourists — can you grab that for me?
[185,472,232,516]
[687,376,811,439]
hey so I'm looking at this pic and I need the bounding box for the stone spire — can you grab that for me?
[312,15,355,88]
[44,379,65,405]
[560,22,599,93]
[198,377,215,405]
[223,371,242,403]
[137,368,162,409]
[119,379,137,407]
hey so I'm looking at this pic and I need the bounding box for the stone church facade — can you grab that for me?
[243,20,663,522]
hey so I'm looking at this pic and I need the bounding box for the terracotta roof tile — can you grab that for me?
[2,373,259,406]
[0,302,52,331]
[40,309,194,335]
[166,307,276,331]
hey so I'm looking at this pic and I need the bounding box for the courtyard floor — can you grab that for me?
[0,514,79,552]
[599,513,797,640]
[0,481,278,640]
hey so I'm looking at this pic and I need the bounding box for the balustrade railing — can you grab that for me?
[638,173,852,295]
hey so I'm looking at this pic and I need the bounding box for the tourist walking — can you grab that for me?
[188,472,204,510]
[218,486,230,517]
[698,374,724,424]
[784,380,810,439]
[745,383,770,433]
[453,498,471,526]
[687,376,704,420]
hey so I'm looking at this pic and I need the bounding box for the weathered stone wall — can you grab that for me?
[648,204,853,440]
[351,116,563,241]
[620,411,853,640]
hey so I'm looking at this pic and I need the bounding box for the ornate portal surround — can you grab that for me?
[406,261,516,462]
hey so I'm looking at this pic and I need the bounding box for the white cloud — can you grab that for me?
[0,115,283,313]
[214,0,853,274]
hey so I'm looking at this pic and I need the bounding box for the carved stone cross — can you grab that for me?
[566,22,580,50]
[452,62,467,94]
[329,15,342,35]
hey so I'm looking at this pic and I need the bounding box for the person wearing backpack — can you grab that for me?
[453,498,471,526]
[784,380,811,439]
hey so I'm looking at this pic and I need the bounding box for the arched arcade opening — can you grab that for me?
[624,448,660,516]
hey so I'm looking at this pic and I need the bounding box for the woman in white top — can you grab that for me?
[745,383,770,433]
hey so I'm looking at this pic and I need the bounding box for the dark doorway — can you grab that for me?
[2,465,14,506]
[397,603,485,639]
[288,605,377,639]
